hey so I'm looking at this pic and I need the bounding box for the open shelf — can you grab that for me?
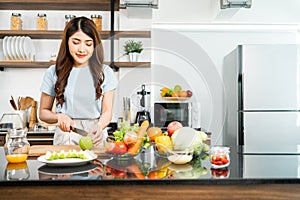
[0,30,151,40]
[0,0,151,71]
[0,61,151,70]
[0,0,119,11]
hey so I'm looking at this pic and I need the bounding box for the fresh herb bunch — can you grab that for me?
[123,40,143,55]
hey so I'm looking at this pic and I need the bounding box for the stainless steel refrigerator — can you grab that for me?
[224,44,300,154]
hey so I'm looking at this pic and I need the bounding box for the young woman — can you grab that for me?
[39,17,117,147]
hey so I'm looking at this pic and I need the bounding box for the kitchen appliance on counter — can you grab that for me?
[0,113,24,130]
[224,44,300,154]
[154,102,192,130]
[135,84,151,125]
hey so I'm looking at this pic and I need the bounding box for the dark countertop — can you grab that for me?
[2,146,300,200]
[1,146,300,186]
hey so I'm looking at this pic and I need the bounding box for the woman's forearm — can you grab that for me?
[39,109,59,124]
[97,111,112,130]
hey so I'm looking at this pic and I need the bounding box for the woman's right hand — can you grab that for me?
[57,113,74,132]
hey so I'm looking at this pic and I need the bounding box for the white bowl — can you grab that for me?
[167,149,193,165]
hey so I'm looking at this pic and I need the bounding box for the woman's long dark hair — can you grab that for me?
[54,16,104,106]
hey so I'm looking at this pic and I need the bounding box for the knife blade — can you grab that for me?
[71,126,89,136]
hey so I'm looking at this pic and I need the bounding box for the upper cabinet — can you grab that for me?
[0,0,120,11]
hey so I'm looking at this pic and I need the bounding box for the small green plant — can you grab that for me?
[123,40,143,55]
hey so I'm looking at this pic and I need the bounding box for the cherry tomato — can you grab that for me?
[211,168,229,178]
[211,155,229,165]
[221,156,229,164]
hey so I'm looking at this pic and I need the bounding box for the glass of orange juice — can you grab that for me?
[4,128,30,163]
[5,162,30,180]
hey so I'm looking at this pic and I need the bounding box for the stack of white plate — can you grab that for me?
[2,36,36,61]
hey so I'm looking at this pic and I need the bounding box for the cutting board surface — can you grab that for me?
[29,145,105,157]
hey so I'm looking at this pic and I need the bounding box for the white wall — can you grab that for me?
[151,0,300,145]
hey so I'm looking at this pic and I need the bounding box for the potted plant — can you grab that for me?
[123,40,143,62]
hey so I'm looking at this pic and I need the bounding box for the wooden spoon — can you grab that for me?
[10,96,17,110]
[17,96,21,110]
[24,96,34,109]
[10,100,17,110]
[19,97,26,110]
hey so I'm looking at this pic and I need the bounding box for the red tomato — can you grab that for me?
[124,131,138,147]
[111,169,127,178]
[105,165,112,174]
[107,141,128,155]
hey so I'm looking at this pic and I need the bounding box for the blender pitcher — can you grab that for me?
[135,84,151,125]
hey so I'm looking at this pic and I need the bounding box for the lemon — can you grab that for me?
[79,136,94,150]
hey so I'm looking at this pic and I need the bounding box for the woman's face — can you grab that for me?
[68,30,94,68]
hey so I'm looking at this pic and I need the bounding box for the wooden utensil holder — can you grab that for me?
[29,100,37,129]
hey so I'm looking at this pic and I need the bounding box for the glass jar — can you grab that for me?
[11,13,22,30]
[210,146,230,168]
[65,14,76,26]
[211,167,230,179]
[91,14,102,31]
[4,128,30,163]
[37,13,48,30]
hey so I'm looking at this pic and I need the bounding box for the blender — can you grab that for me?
[135,84,151,125]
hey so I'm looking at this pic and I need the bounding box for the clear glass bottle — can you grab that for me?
[11,13,22,30]
[122,97,131,127]
[37,13,48,30]
[91,14,102,31]
[65,14,76,26]
[210,146,230,168]
[4,128,30,163]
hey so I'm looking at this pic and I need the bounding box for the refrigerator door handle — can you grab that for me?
[238,72,244,145]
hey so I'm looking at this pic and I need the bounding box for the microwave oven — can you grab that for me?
[154,102,192,129]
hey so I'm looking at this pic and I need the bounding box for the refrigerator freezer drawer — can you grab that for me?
[243,155,300,178]
[243,112,300,154]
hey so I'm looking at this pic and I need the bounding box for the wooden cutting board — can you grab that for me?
[29,145,106,157]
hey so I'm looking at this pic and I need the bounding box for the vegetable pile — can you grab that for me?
[105,121,150,157]
[152,121,210,158]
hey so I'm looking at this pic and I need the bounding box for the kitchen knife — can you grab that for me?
[71,126,89,136]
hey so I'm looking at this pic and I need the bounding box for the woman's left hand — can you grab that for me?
[89,125,103,147]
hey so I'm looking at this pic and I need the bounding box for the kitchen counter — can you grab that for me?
[1,146,300,199]
[0,130,54,145]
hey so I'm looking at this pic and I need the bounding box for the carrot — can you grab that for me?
[126,162,145,179]
[127,120,149,155]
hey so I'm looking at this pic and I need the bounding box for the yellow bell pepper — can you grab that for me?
[155,135,172,154]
